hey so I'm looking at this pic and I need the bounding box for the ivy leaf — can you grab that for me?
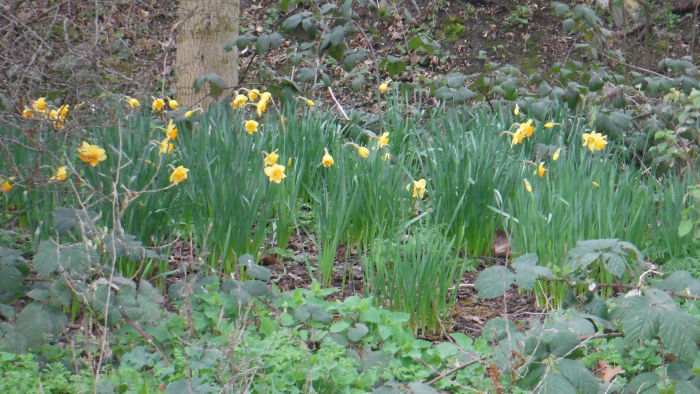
[475,266,515,299]
[559,359,600,394]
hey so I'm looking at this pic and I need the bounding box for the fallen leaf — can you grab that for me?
[596,360,624,382]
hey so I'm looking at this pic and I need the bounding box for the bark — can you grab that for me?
[176,0,239,107]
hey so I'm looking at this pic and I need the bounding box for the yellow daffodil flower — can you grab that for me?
[513,104,519,116]
[48,109,59,120]
[523,178,532,193]
[299,96,315,107]
[264,164,286,183]
[1,177,15,193]
[245,119,259,135]
[247,88,260,102]
[53,120,64,131]
[379,82,389,93]
[582,131,607,152]
[592,181,600,188]
[510,129,525,146]
[232,94,247,109]
[264,149,279,166]
[77,141,107,166]
[517,119,534,137]
[58,105,69,119]
[411,179,427,198]
[50,166,67,181]
[256,92,272,117]
[159,137,170,155]
[165,120,178,140]
[33,97,47,113]
[376,132,389,148]
[184,108,202,118]
[22,107,33,118]
[383,151,392,161]
[170,166,189,185]
[322,148,334,168]
[126,97,140,108]
[152,98,165,112]
[544,122,560,128]
[552,148,561,161]
[537,162,547,178]
[168,98,179,110]
[357,146,369,158]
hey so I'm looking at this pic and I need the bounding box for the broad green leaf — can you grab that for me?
[435,342,458,359]
[246,264,271,281]
[661,270,700,296]
[282,14,303,31]
[679,219,693,237]
[347,323,369,341]
[269,32,284,48]
[615,295,659,343]
[559,359,599,394]
[329,26,345,47]
[51,207,99,236]
[255,34,271,54]
[330,320,350,333]
[623,372,660,394]
[15,302,55,349]
[474,266,515,299]
[513,253,552,290]
[446,72,466,87]
[296,67,316,83]
[659,310,700,361]
[243,280,267,296]
[237,254,255,268]
[34,240,60,276]
[534,372,577,394]
[551,2,570,18]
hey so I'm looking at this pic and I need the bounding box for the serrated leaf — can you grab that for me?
[513,254,552,290]
[446,72,466,87]
[347,323,369,341]
[282,14,303,31]
[659,310,700,361]
[330,320,350,333]
[34,240,60,277]
[255,34,271,54]
[311,308,333,324]
[246,264,271,281]
[616,295,659,342]
[51,207,99,236]
[237,254,255,268]
[535,372,577,394]
[296,67,316,83]
[435,342,458,359]
[545,330,580,356]
[329,26,345,47]
[551,2,570,18]
[269,32,284,48]
[623,372,660,394]
[559,359,599,394]
[243,280,267,296]
[15,302,55,348]
[661,270,700,296]
[475,266,515,299]
[294,305,311,323]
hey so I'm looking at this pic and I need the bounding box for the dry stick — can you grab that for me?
[426,356,485,385]
[328,87,350,121]
[600,51,671,79]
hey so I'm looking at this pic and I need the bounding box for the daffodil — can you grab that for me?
[232,94,247,109]
[517,119,535,137]
[264,149,279,166]
[125,97,140,108]
[375,132,389,148]
[299,96,315,107]
[58,105,69,119]
[523,178,532,193]
[582,131,607,152]
[33,97,47,114]
[256,92,272,116]
[245,119,259,135]
[48,109,59,120]
[383,151,392,161]
[165,120,178,140]
[184,108,203,118]
[168,98,179,110]
[592,181,600,188]
[510,129,525,146]
[22,107,33,118]
[247,88,260,101]
[537,162,547,178]
[552,148,561,161]
[1,177,15,193]
[50,166,67,181]
[379,82,389,93]
[513,104,520,116]
[544,122,560,128]
[77,141,107,166]
[170,166,189,185]
[411,179,427,198]
[264,164,286,183]
[52,120,65,130]
[152,98,165,112]
[322,148,334,168]
[357,146,369,158]
[159,137,173,155]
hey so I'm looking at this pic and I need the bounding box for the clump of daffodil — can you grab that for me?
[263,149,279,166]
[245,119,259,135]
[534,162,547,178]
[523,178,532,193]
[49,166,67,182]
[255,92,272,117]
[406,179,427,199]
[159,137,174,155]
[264,164,286,184]
[125,97,140,108]
[502,119,535,147]
[77,141,107,166]
[152,98,165,112]
[167,98,179,110]
[582,131,607,152]
[170,166,189,185]
[1,177,15,193]
[298,96,315,107]
[379,81,389,93]
[322,148,334,168]
[231,94,247,109]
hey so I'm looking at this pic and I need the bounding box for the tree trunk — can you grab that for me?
[176,0,239,107]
